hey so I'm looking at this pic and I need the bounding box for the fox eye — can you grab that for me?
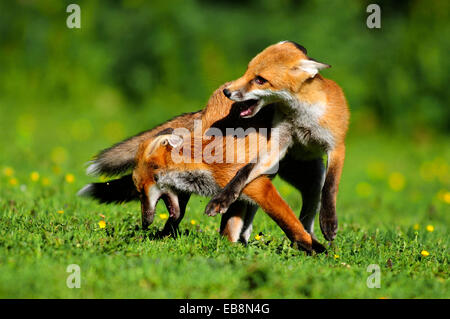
[161,139,168,146]
[254,76,267,85]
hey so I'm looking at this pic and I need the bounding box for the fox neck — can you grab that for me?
[280,75,327,113]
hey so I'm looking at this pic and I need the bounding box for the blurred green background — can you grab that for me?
[1,0,449,168]
[0,0,449,299]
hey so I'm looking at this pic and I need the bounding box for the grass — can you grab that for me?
[0,104,449,298]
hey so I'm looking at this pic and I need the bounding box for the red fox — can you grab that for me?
[205,41,350,241]
[80,41,348,243]
[79,84,327,253]
[131,129,326,254]
[80,124,327,253]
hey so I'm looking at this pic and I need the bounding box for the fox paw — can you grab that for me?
[205,192,236,217]
[319,215,338,242]
[295,236,327,255]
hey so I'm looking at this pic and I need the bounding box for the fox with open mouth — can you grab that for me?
[79,41,348,249]
[206,41,350,242]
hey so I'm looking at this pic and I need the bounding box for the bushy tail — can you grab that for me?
[86,130,154,177]
[86,111,202,177]
[77,175,139,204]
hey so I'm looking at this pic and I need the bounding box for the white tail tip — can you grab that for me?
[86,162,101,176]
[77,184,94,197]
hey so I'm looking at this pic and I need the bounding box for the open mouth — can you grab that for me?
[239,99,260,117]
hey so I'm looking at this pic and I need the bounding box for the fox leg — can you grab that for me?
[320,143,345,241]
[160,192,190,237]
[239,203,258,244]
[206,163,255,216]
[205,139,290,216]
[278,157,326,235]
[220,201,247,243]
[221,201,258,244]
[242,177,326,254]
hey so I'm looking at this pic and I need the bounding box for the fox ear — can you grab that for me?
[298,58,331,78]
[167,135,183,148]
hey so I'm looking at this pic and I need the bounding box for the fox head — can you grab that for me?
[223,41,330,118]
[132,134,184,228]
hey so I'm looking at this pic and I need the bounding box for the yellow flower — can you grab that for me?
[388,172,405,191]
[437,190,450,204]
[41,177,50,186]
[413,224,420,230]
[334,254,340,259]
[356,182,372,198]
[65,174,75,183]
[57,210,64,214]
[3,167,14,177]
[421,250,430,257]
[159,213,169,220]
[9,178,18,186]
[426,225,434,232]
[444,192,450,204]
[98,220,106,229]
[254,234,261,241]
[30,171,40,182]
[190,219,197,225]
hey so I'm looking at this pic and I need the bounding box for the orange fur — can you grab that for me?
[133,132,323,253]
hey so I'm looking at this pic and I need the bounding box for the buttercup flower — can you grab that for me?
[3,167,14,177]
[388,172,405,191]
[413,224,420,230]
[254,234,261,241]
[421,250,430,257]
[9,178,18,186]
[159,213,169,220]
[30,171,40,182]
[98,220,106,229]
[57,210,64,214]
[426,225,434,232]
[65,174,75,183]
[437,190,450,204]
[190,219,197,225]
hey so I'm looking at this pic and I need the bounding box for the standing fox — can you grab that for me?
[80,86,326,253]
[205,41,349,241]
[81,41,348,243]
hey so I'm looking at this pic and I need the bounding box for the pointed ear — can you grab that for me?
[167,134,184,148]
[299,58,331,78]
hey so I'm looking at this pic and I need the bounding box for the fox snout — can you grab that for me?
[223,88,231,98]
[223,87,243,101]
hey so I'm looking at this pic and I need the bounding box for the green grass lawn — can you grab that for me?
[0,108,448,298]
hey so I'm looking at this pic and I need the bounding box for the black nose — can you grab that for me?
[223,88,231,98]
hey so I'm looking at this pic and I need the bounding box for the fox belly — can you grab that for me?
[156,169,255,204]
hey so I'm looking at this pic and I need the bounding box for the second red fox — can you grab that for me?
[80,41,349,247]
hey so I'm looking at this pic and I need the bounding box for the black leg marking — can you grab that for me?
[205,163,255,217]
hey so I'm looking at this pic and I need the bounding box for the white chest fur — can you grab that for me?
[276,99,335,159]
